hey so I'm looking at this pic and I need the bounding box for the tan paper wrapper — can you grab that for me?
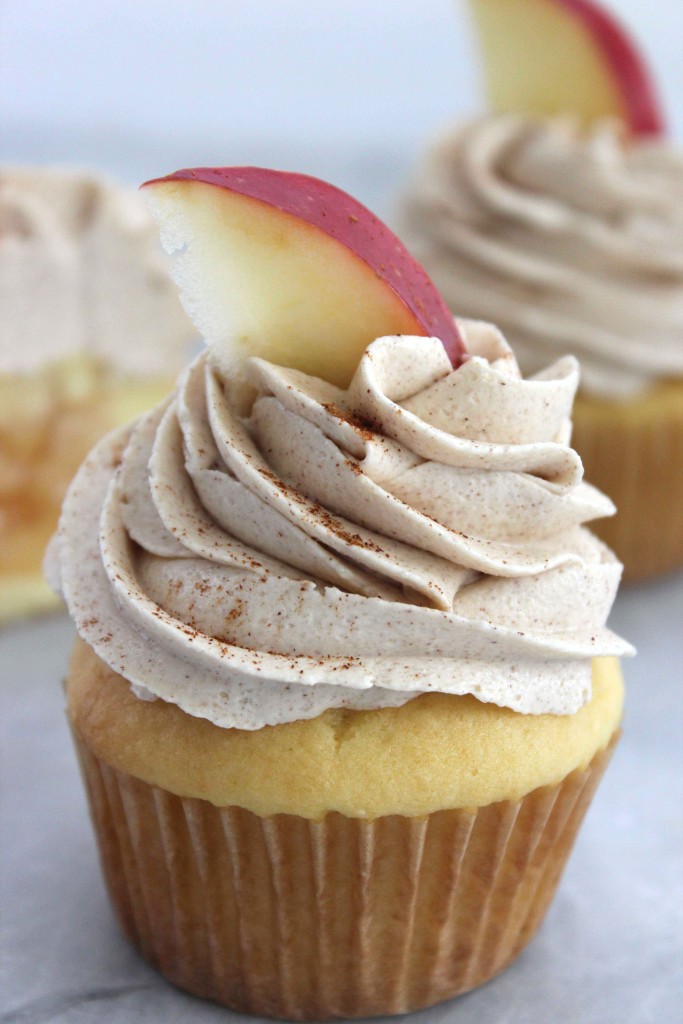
[72,733,617,1020]
[572,387,683,581]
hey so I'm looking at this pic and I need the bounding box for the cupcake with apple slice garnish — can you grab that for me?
[51,165,633,1020]
[399,0,683,580]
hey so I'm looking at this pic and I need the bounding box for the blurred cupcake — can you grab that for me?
[398,0,683,580]
[0,167,195,621]
[50,167,633,1018]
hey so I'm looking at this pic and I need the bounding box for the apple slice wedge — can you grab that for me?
[142,167,464,387]
[467,0,665,137]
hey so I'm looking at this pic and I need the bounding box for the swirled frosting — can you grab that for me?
[0,166,194,376]
[399,116,683,397]
[48,320,632,729]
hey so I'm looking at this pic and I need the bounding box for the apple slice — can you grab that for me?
[468,0,665,136]
[142,167,464,388]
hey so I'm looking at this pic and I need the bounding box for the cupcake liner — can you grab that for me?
[73,731,617,1020]
[572,387,683,581]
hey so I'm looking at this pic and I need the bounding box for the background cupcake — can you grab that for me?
[398,0,683,580]
[0,167,195,622]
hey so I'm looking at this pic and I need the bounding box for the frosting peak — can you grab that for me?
[49,321,632,729]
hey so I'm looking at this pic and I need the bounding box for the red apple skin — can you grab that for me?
[558,0,665,137]
[143,167,465,367]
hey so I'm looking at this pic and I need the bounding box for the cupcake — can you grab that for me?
[398,0,683,580]
[0,166,195,621]
[49,166,633,1019]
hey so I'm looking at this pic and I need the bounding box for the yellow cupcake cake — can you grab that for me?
[50,166,633,1019]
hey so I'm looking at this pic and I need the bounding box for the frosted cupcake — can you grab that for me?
[0,167,195,620]
[50,167,632,1019]
[399,0,683,579]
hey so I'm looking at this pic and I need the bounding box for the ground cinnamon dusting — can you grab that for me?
[321,402,376,441]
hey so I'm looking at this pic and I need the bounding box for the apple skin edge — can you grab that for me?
[142,167,465,369]
[558,0,665,137]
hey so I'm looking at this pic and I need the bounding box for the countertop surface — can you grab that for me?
[2,573,682,1024]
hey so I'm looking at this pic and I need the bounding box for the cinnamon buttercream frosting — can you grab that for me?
[0,167,194,376]
[48,319,632,729]
[400,116,683,397]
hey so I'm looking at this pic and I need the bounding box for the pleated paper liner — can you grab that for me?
[572,380,683,581]
[72,732,617,1020]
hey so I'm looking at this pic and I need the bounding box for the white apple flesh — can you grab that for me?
[143,167,464,387]
[468,0,665,137]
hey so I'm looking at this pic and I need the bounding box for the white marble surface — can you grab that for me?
[1,572,682,1024]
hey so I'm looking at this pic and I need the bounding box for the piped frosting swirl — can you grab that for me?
[49,320,632,729]
[400,116,683,397]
